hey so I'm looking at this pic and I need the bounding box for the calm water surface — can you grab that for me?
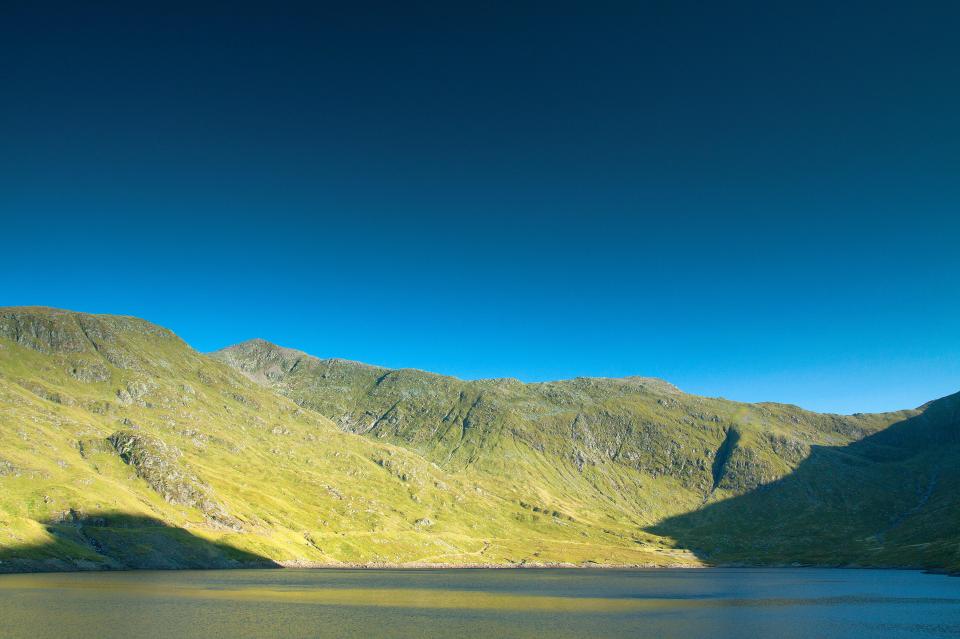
[0,568,956,638]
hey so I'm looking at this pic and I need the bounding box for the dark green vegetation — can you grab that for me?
[0,307,956,572]
[652,392,960,569]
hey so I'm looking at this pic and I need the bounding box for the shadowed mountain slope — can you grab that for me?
[650,392,960,571]
[0,511,277,572]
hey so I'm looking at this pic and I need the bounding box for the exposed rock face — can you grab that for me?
[106,431,239,529]
[0,458,21,476]
[115,379,157,407]
[67,359,112,383]
[0,307,179,370]
[0,308,88,353]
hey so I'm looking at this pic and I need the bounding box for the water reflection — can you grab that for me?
[0,568,956,639]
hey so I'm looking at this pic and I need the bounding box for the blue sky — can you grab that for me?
[2,1,958,413]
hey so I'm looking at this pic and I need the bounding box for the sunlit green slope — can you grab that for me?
[214,338,960,573]
[0,307,694,572]
[1,307,956,573]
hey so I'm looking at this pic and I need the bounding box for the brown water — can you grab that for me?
[0,568,957,638]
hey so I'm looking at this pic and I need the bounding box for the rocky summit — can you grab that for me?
[0,306,957,573]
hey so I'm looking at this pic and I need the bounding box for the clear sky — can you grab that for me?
[2,2,958,414]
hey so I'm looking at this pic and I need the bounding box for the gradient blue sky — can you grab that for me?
[2,1,958,413]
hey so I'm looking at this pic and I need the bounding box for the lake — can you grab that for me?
[0,568,956,638]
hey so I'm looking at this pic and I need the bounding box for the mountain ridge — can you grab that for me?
[0,307,957,573]
[217,337,951,417]
[215,338,685,396]
[212,333,959,572]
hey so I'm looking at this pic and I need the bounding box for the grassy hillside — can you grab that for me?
[0,307,695,572]
[213,339,960,572]
[0,307,956,573]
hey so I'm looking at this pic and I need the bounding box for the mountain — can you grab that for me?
[0,307,956,573]
[213,338,960,572]
[0,307,693,571]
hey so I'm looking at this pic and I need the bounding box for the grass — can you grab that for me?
[0,306,956,572]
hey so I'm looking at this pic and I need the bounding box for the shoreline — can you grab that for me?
[1,558,955,576]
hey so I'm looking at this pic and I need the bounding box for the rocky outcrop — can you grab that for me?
[0,308,88,353]
[67,359,112,383]
[107,431,239,529]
